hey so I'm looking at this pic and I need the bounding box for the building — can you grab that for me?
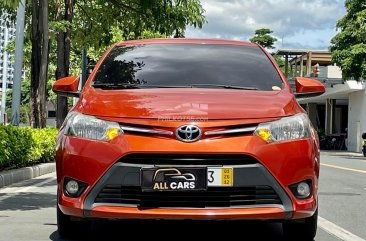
[0,11,16,123]
[277,49,365,152]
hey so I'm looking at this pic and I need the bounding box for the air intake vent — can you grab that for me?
[95,186,282,208]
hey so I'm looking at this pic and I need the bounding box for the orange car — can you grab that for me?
[53,39,325,240]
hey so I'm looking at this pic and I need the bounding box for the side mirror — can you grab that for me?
[52,76,80,97]
[295,77,325,98]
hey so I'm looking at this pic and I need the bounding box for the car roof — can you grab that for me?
[117,38,258,47]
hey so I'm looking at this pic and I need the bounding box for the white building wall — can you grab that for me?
[46,101,56,127]
[348,89,366,152]
[0,11,16,122]
[318,66,343,79]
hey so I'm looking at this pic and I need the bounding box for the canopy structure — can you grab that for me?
[276,49,333,78]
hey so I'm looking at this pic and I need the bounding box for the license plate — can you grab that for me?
[207,167,233,186]
[141,167,207,191]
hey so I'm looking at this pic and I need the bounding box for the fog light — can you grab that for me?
[297,182,311,197]
[66,180,79,194]
[289,180,312,199]
[63,177,87,198]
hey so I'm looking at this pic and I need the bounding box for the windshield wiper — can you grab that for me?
[92,83,141,89]
[190,84,259,90]
[142,85,192,88]
[92,83,259,90]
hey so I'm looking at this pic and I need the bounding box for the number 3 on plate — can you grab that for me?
[208,171,215,183]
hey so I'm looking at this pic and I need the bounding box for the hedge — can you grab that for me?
[0,125,58,171]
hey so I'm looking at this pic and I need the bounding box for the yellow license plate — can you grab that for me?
[207,167,233,186]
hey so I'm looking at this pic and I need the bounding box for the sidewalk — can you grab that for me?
[0,162,55,188]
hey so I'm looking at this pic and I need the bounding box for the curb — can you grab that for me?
[0,162,56,188]
[321,150,363,157]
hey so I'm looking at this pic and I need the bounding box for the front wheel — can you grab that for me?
[57,205,90,239]
[283,208,318,241]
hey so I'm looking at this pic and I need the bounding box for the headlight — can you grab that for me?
[64,112,123,141]
[254,113,311,143]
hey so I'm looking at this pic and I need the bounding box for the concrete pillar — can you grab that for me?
[306,52,312,76]
[300,56,304,77]
[0,26,8,124]
[11,0,26,126]
[285,54,289,78]
[332,99,336,134]
[294,57,298,77]
[325,99,335,135]
[290,62,293,77]
[307,103,318,130]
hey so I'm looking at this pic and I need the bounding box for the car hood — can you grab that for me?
[78,88,296,120]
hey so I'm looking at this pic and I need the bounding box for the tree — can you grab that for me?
[273,55,286,73]
[249,28,277,49]
[30,0,49,127]
[55,0,74,128]
[330,0,366,81]
[248,28,286,73]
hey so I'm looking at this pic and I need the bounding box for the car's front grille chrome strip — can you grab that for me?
[120,126,173,136]
[205,126,257,136]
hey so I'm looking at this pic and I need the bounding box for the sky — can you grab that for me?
[185,0,346,50]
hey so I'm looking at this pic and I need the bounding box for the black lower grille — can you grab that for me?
[95,185,282,208]
[120,154,258,166]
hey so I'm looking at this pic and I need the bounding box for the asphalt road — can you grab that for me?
[0,152,365,241]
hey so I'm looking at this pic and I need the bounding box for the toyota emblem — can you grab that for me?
[175,125,202,142]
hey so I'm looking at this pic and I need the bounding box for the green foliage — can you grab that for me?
[6,104,30,124]
[6,78,31,106]
[249,28,278,49]
[272,55,286,74]
[71,0,206,49]
[330,0,366,80]
[6,78,35,124]
[139,30,167,39]
[0,0,20,10]
[0,128,10,167]
[0,125,57,171]
[29,127,58,163]
[3,126,33,167]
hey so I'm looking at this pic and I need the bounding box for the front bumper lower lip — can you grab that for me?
[89,206,288,220]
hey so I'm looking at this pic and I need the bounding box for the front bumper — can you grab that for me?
[57,134,319,221]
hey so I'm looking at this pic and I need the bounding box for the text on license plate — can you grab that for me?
[207,167,233,186]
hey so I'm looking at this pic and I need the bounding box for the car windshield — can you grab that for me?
[92,44,283,90]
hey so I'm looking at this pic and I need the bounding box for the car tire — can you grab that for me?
[283,208,318,241]
[57,205,90,239]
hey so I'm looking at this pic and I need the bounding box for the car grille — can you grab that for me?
[94,185,282,208]
[119,154,258,166]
